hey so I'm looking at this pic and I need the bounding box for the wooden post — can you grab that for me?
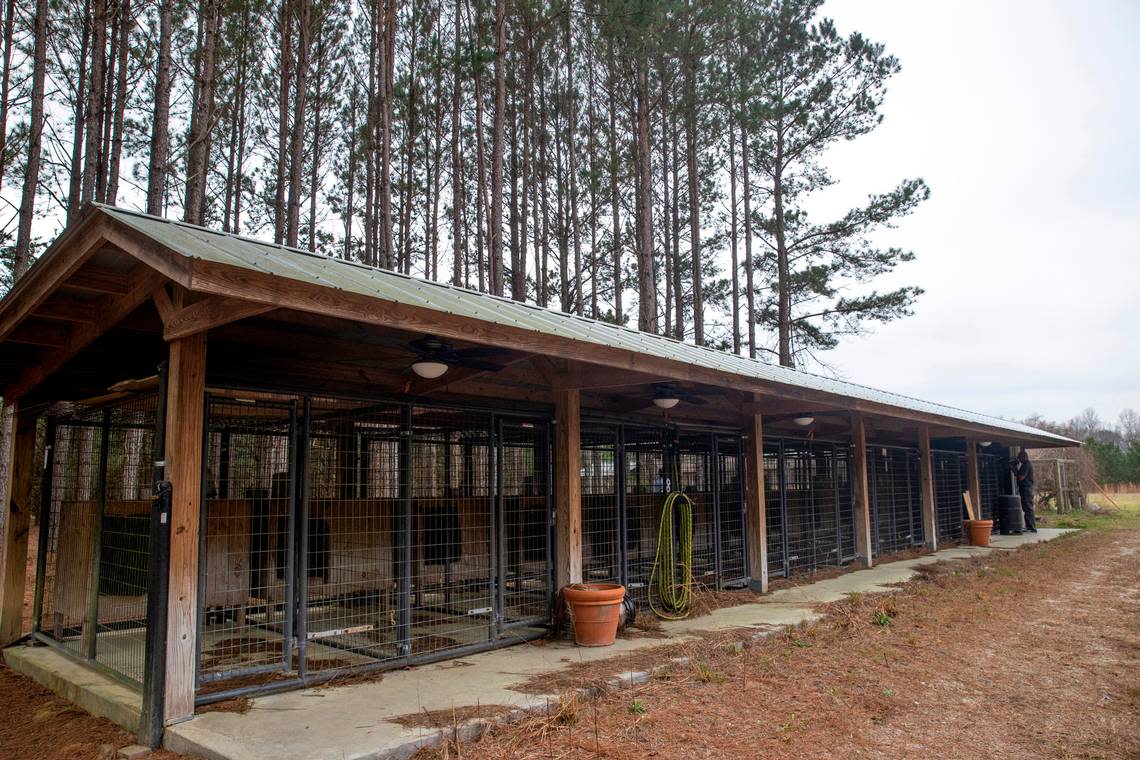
[744,412,768,592]
[553,389,581,590]
[964,437,982,521]
[918,425,938,551]
[0,403,37,645]
[850,414,873,568]
[1054,459,1066,512]
[163,334,207,725]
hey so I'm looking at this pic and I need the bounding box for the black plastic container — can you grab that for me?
[998,494,1024,535]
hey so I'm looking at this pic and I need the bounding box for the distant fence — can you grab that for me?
[1103,482,1140,494]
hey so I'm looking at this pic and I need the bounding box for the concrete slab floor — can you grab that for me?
[165,528,1075,760]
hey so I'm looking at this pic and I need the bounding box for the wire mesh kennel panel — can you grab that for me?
[763,442,786,579]
[300,397,405,674]
[407,406,495,659]
[581,426,621,586]
[933,450,966,543]
[775,441,852,574]
[198,395,298,687]
[34,393,160,687]
[622,426,668,604]
[714,435,747,588]
[978,453,1006,521]
[868,446,923,556]
[498,419,552,629]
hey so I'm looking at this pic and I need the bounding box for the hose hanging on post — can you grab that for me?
[648,488,694,620]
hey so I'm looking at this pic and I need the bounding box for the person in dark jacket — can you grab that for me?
[1011,451,1037,532]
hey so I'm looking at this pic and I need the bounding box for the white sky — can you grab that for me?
[811,0,1140,426]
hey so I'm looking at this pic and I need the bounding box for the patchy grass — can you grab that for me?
[414,524,1140,760]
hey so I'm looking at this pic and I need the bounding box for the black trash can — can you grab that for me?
[997,494,1024,535]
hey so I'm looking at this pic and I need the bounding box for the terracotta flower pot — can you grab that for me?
[964,519,994,547]
[563,583,625,647]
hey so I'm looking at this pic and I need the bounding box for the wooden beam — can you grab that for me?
[64,265,131,294]
[0,405,36,645]
[0,220,112,344]
[918,425,938,550]
[163,295,274,341]
[964,437,982,521]
[7,320,71,348]
[163,333,207,725]
[850,413,874,568]
[744,411,768,592]
[151,285,176,326]
[33,297,98,325]
[4,267,166,400]
[553,389,582,590]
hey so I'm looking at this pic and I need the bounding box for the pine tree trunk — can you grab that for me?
[684,59,703,345]
[379,0,396,269]
[146,0,173,215]
[670,109,682,340]
[275,0,294,243]
[728,120,740,354]
[81,0,107,206]
[450,1,462,285]
[13,0,49,281]
[183,0,221,225]
[488,0,506,296]
[308,20,325,253]
[105,0,130,205]
[344,82,358,260]
[606,41,621,323]
[564,1,582,314]
[67,1,91,223]
[634,61,657,334]
[0,0,17,191]
[287,0,312,247]
[741,119,756,359]
[774,122,791,366]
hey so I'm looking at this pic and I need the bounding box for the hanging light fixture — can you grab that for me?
[411,359,449,379]
[980,441,993,447]
[793,416,815,427]
[653,396,680,409]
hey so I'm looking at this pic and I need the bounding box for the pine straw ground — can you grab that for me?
[416,523,1140,759]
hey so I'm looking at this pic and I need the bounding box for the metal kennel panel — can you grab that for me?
[714,435,747,588]
[978,453,1005,521]
[580,426,621,586]
[300,396,405,674]
[868,446,922,556]
[933,450,966,543]
[33,393,160,687]
[778,440,849,573]
[763,442,786,578]
[675,431,716,589]
[622,425,668,604]
[498,418,552,629]
[407,406,495,660]
[198,395,298,686]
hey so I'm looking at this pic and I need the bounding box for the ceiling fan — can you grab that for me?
[624,382,718,411]
[408,336,510,375]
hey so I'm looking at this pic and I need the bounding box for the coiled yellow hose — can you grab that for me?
[648,489,694,620]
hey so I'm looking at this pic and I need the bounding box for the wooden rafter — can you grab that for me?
[160,294,274,341]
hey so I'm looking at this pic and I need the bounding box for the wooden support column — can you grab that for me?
[163,334,207,725]
[918,425,938,550]
[553,389,581,590]
[744,412,768,593]
[964,437,982,520]
[850,414,874,568]
[0,403,37,645]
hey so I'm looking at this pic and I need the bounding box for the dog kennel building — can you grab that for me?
[0,206,1075,735]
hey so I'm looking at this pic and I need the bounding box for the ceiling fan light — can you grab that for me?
[980,441,993,447]
[793,416,815,427]
[653,397,680,409]
[411,360,449,379]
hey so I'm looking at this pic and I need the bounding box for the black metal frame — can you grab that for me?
[192,387,555,703]
[866,444,925,556]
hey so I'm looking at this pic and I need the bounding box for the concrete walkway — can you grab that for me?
[161,528,1071,760]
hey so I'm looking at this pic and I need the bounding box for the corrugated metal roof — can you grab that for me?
[96,204,1076,446]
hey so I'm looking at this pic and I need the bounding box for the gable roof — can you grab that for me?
[7,204,1078,448]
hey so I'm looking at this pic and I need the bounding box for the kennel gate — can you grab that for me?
[932,450,967,543]
[196,392,552,697]
[866,445,925,556]
[764,438,857,578]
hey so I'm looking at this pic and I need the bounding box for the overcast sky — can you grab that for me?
[810,0,1139,427]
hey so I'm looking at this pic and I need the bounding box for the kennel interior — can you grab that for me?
[32,392,161,687]
[763,438,857,578]
[580,422,748,606]
[194,391,552,697]
[932,450,968,543]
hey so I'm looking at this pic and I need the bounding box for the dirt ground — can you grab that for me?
[416,519,1140,759]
